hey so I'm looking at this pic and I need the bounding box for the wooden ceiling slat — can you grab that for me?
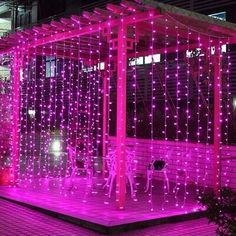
[106,3,130,15]
[41,24,52,31]
[82,11,103,22]
[33,26,50,35]
[120,0,147,12]
[93,8,117,19]
[60,18,75,28]
[50,20,66,31]
[70,15,90,26]
[23,29,33,35]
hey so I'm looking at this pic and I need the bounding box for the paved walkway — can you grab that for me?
[0,199,216,236]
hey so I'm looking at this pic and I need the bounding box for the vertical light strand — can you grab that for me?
[148,17,154,211]
[82,20,93,203]
[70,33,81,193]
[47,38,54,182]
[28,40,37,185]
[77,36,84,180]
[162,17,169,210]
[103,20,113,184]
[52,42,58,179]
[133,15,138,200]
[51,41,57,181]
[174,25,181,207]
[203,36,213,192]
[223,39,231,187]
[56,41,64,186]
[57,41,64,181]
[61,40,67,178]
[67,38,73,184]
[182,28,191,209]
[18,51,23,185]
[87,20,93,183]
[95,23,102,177]
[32,39,37,185]
[107,21,112,176]
[195,33,202,196]
[43,43,50,180]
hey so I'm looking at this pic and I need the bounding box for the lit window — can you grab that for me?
[98,62,105,70]
[28,109,35,118]
[186,48,203,58]
[46,56,56,78]
[210,45,227,55]
[81,62,105,72]
[129,56,144,66]
[233,97,236,110]
[144,54,161,64]
[20,68,23,81]
[221,44,227,53]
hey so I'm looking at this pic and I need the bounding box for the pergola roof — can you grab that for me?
[1,0,236,56]
[141,0,236,39]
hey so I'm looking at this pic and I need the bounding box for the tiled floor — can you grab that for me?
[0,176,203,227]
[0,198,216,236]
[122,218,217,236]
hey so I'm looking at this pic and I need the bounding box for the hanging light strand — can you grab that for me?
[148,17,155,211]
[224,39,231,187]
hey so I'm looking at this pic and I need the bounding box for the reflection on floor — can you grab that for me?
[0,198,217,236]
[0,176,205,232]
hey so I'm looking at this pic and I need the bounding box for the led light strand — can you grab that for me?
[133,16,138,199]
[61,40,68,178]
[223,39,231,187]
[47,37,54,181]
[32,40,37,183]
[182,28,191,208]
[203,36,212,192]
[148,18,154,211]
[162,17,170,210]
[58,41,64,180]
[195,33,202,196]
[174,25,181,207]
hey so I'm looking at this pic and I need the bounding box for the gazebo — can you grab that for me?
[0,0,236,233]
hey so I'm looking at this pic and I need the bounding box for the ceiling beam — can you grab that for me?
[27,9,161,48]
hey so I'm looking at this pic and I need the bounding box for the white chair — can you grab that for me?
[68,145,93,190]
[103,146,136,198]
[145,159,169,193]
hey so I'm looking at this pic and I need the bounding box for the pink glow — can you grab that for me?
[0,0,235,218]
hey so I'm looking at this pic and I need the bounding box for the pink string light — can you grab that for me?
[203,36,213,192]
[132,15,138,200]
[173,25,181,207]
[223,39,231,187]
[162,17,170,210]
[195,33,202,196]
[148,18,155,211]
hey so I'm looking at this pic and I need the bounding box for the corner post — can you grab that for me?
[213,44,222,194]
[116,22,127,209]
